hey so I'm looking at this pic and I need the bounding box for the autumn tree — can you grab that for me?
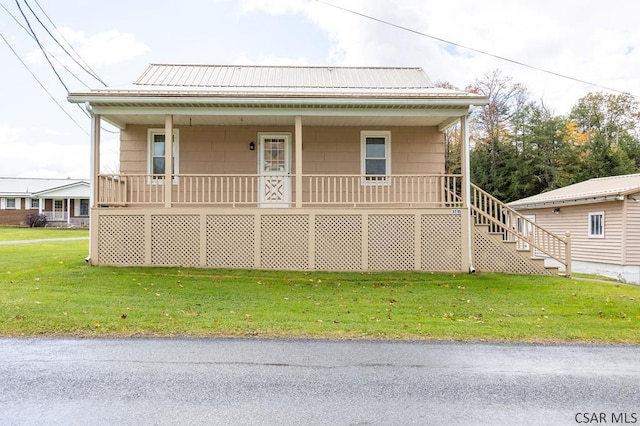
[569,92,640,180]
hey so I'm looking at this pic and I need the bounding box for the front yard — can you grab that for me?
[1,227,638,343]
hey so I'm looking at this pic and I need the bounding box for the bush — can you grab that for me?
[25,213,47,228]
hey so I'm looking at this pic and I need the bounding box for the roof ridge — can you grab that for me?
[147,63,425,71]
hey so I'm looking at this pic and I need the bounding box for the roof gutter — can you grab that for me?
[68,94,490,108]
[509,194,627,210]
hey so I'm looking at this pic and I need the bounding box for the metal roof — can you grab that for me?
[136,64,435,89]
[509,173,640,209]
[67,64,489,129]
[0,178,88,197]
[69,64,487,101]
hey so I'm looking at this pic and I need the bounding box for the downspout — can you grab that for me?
[462,113,476,273]
[86,102,96,263]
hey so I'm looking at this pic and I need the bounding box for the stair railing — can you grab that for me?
[470,183,571,276]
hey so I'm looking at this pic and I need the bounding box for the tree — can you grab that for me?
[569,92,639,180]
[467,70,532,201]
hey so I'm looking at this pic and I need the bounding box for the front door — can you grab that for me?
[53,199,65,220]
[258,133,291,207]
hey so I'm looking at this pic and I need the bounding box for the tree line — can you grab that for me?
[441,70,640,202]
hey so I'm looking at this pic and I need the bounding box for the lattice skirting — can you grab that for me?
[93,210,466,271]
[473,225,552,275]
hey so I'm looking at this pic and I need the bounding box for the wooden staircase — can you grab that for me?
[469,184,571,277]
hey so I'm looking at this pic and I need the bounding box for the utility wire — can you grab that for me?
[315,0,638,98]
[14,0,69,93]
[0,31,88,135]
[0,2,91,89]
[14,0,92,119]
[28,0,106,86]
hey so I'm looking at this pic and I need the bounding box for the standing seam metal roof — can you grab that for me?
[134,64,435,89]
[509,173,640,208]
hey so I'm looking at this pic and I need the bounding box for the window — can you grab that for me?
[31,198,39,209]
[79,199,89,216]
[148,129,179,183]
[361,130,391,184]
[588,212,604,238]
[5,198,16,209]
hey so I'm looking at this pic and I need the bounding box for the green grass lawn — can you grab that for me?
[1,229,639,343]
[0,226,88,241]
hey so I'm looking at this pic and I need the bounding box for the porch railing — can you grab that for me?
[42,211,68,221]
[470,183,571,276]
[96,173,463,208]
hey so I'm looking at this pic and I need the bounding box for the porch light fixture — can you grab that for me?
[249,141,255,151]
[553,207,560,214]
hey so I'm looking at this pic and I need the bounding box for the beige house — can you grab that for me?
[509,174,640,284]
[68,64,570,275]
[0,178,90,227]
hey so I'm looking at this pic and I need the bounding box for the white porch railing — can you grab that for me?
[42,211,68,221]
[97,174,463,208]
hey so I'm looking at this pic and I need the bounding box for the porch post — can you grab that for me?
[295,115,303,208]
[164,114,174,208]
[91,113,101,208]
[88,111,100,263]
[461,114,474,272]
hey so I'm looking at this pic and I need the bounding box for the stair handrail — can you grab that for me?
[469,183,571,276]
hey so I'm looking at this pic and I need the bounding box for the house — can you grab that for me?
[67,64,570,274]
[509,174,640,284]
[0,177,90,227]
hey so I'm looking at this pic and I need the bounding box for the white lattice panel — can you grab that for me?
[151,215,200,266]
[473,226,552,275]
[98,215,145,265]
[315,215,362,270]
[260,215,308,270]
[368,215,414,270]
[206,215,254,268]
[421,215,462,271]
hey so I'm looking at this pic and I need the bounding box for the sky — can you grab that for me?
[1,0,639,178]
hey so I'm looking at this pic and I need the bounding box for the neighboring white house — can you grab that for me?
[0,177,90,227]
[509,174,640,284]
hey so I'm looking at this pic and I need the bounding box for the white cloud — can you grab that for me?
[237,0,640,114]
[27,28,149,68]
[0,123,118,178]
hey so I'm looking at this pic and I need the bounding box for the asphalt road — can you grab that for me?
[0,338,638,426]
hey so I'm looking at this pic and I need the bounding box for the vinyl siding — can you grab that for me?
[625,191,640,264]
[520,201,624,265]
[120,125,444,175]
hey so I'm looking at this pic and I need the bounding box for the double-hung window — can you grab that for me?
[361,131,391,184]
[30,198,39,209]
[5,198,17,209]
[588,212,604,238]
[148,129,179,183]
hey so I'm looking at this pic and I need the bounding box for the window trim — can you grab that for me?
[588,211,605,238]
[4,198,18,209]
[147,128,180,184]
[360,130,391,186]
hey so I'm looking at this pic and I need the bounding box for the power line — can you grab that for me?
[0,2,91,89]
[14,0,70,93]
[315,0,638,98]
[28,0,106,86]
[0,31,88,135]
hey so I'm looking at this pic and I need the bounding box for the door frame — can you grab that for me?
[257,132,292,207]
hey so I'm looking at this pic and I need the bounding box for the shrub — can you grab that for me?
[25,213,47,228]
